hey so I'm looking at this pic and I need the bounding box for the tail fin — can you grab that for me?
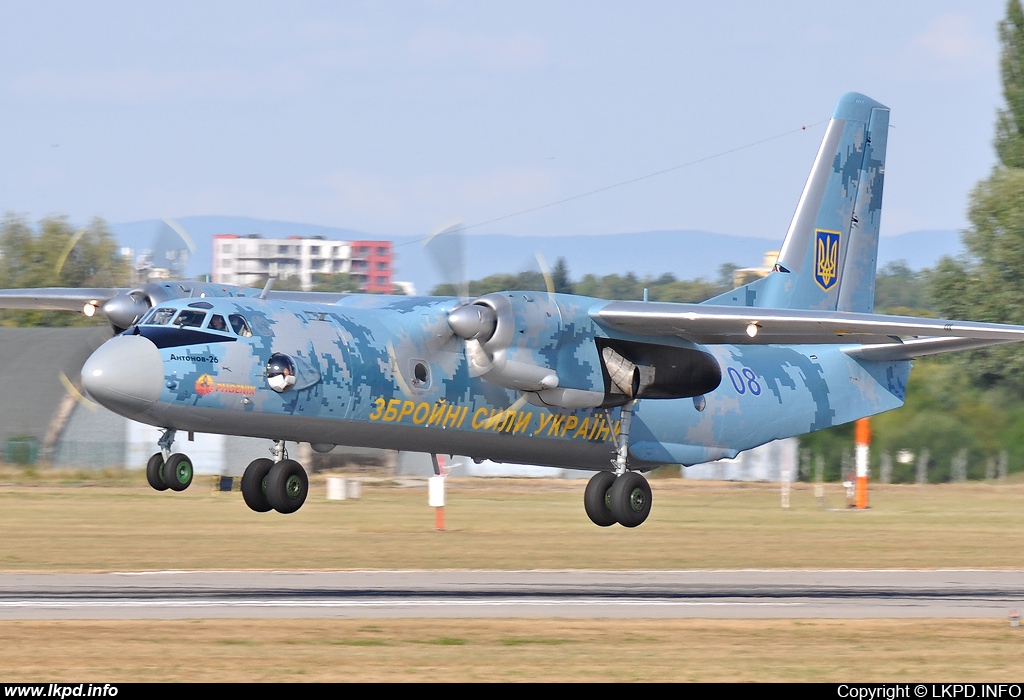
[706,92,889,312]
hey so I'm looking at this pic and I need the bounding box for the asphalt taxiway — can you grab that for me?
[0,570,1020,620]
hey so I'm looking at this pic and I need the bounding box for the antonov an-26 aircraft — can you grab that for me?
[3,92,1024,527]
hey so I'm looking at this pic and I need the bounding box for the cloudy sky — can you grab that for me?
[0,1,1007,240]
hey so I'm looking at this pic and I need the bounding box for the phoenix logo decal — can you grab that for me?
[195,373,254,397]
[814,229,841,291]
[195,374,216,397]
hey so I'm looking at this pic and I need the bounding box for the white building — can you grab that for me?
[212,235,394,293]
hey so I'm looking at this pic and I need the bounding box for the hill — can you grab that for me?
[108,216,963,295]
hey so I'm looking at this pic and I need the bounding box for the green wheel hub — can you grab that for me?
[629,487,646,513]
[285,474,303,499]
[175,460,192,484]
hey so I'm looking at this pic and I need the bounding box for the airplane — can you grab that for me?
[3,91,1024,528]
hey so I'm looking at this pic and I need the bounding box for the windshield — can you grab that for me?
[173,310,206,328]
[148,307,177,325]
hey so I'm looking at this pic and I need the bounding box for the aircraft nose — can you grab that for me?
[81,334,164,414]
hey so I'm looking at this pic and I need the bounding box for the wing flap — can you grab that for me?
[843,337,1021,361]
[593,301,1024,346]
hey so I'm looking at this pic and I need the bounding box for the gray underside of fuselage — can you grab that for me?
[136,402,639,472]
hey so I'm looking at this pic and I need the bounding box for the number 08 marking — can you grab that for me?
[727,367,762,396]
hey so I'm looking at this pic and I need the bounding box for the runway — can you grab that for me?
[0,570,1021,620]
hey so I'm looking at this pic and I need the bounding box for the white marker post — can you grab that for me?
[429,454,446,531]
[326,477,346,501]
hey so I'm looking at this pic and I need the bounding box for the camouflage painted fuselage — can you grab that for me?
[121,291,909,472]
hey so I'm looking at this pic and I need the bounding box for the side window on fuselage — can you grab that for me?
[229,314,253,337]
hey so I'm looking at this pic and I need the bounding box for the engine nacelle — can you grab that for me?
[451,292,564,393]
[597,338,721,400]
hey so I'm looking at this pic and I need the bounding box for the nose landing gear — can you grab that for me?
[145,429,194,493]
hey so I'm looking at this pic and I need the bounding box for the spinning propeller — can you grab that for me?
[82,218,196,330]
[422,221,561,394]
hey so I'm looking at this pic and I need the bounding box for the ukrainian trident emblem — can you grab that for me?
[814,229,841,291]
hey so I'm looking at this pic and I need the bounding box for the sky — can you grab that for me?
[0,1,1009,242]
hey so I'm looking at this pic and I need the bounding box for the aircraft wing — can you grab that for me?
[0,287,125,312]
[592,302,1024,349]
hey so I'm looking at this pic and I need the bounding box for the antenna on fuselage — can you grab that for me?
[259,277,275,300]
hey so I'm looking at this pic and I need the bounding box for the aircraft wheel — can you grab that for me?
[162,453,193,492]
[146,452,168,491]
[265,459,308,514]
[609,472,652,528]
[584,471,618,527]
[241,458,274,513]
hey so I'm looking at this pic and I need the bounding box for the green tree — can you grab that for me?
[931,168,1024,391]
[0,214,129,326]
[873,261,936,316]
[550,257,573,294]
[311,273,362,293]
[931,0,1024,393]
[997,0,1024,168]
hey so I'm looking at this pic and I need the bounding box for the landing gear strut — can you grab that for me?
[242,440,309,515]
[146,429,193,492]
[583,400,653,527]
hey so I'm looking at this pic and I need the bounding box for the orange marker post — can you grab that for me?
[854,418,871,509]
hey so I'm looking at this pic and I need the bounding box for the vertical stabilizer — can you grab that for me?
[706,93,889,312]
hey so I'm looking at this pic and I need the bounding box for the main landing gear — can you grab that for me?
[241,440,309,515]
[584,471,652,528]
[145,429,194,493]
[583,399,653,528]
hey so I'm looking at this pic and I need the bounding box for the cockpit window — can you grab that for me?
[173,309,206,328]
[229,314,253,337]
[208,314,229,332]
[149,307,177,325]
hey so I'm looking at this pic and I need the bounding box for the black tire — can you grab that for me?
[584,471,618,527]
[608,472,652,528]
[146,452,168,491]
[241,458,274,513]
[265,459,309,514]
[161,453,193,492]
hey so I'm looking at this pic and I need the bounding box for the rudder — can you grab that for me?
[706,93,889,312]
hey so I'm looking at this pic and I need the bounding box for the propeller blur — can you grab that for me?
[4,93,1024,527]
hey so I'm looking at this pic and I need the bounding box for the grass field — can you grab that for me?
[2,473,1024,570]
[3,473,1024,681]
[2,618,1023,682]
